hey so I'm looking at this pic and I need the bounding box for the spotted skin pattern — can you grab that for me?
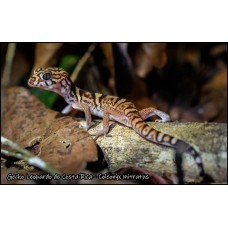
[28,67,205,184]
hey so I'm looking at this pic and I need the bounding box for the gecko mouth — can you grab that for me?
[27,79,33,86]
[27,77,37,87]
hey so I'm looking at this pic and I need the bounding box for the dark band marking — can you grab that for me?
[84,92,92,98]
[90,92,96,103]
[148,130,157,140]
[134,120,145,127]
[131,116,142,126]
[94,93,103,109]
[98,94,106,104]
[114,98,127,108]
[121,102,135,112]
[44,80,49,86]
[142,125,151,136]
[124,108,138,116]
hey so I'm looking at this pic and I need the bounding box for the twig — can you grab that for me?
[70,43,97,82]
[1,149,23,160]
[1,43,17,120]
[1,136,31,156]
[1,136,61,175]
[1,43,16,87]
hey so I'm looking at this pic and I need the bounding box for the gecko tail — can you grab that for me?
[175,140,205,184]
[130,115,205,184]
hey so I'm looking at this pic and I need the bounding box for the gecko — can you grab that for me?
[28,67,205,184]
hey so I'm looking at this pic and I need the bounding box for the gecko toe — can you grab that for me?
[155,119,164,123]
[91,129,110,140]
[155,118,171,123]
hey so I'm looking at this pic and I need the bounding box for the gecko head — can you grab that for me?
[28,67,75,97]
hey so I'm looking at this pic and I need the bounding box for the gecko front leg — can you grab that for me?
[80,104,94,131]
[61,104,73,114]
[139,107,171,123]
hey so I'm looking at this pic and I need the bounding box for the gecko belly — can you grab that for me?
[90,108,117,122]
[90,107,131,127]
[90,108,104,118]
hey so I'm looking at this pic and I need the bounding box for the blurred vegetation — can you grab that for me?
[1,42,227,122]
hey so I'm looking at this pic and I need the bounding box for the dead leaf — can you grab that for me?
[181,68,227,122]
[39,116,97,173]
[2,87,56,148]
[200,68,227,122]
[210,43,227,57]
[33,43,63,69]
[1,87,98,174]
[131,43,167,78]
[203,68,227,89]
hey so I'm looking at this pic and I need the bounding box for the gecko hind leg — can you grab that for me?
[139,107,171,123]
[93,108,124,140]
[92,109,111,140]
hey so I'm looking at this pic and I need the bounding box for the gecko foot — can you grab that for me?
[154,112,171,123]
[155,118,169,123]
[80,122,95,131]
[91,129,111,140]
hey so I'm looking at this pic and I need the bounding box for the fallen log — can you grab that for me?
[80,120,227,184]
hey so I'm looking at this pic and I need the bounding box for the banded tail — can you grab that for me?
[127,110,205,184]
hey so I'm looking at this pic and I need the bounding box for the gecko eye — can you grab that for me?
[42,72,52,80]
